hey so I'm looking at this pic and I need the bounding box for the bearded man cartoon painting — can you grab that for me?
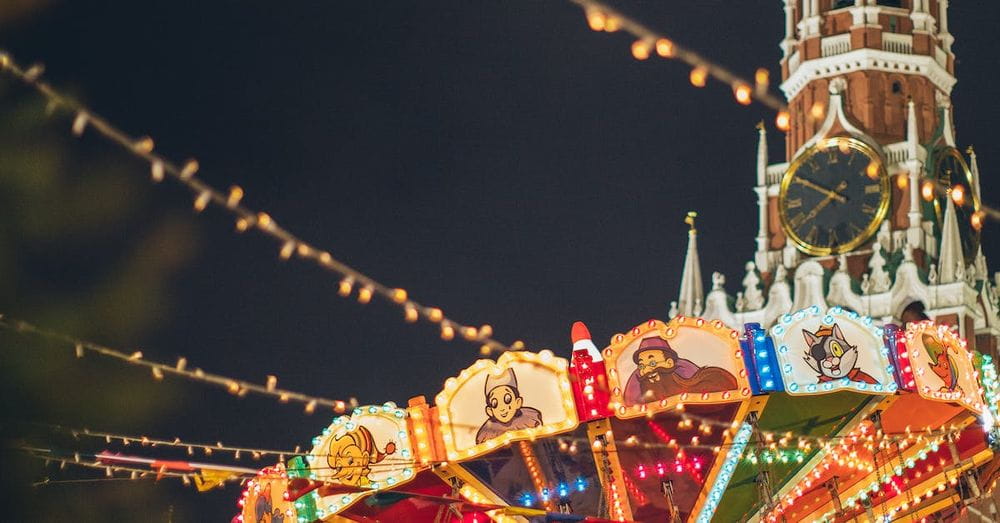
[475,368,543,444]
[624,337,738,404]
[326,426,396,487]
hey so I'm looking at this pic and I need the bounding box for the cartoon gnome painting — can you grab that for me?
[801,323,878,385]
[325,425,397,487]
[475,368,543,444]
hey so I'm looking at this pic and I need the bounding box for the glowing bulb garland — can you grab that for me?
[0,52,523,356]
[0,315,355,414]
[570,0,786,114]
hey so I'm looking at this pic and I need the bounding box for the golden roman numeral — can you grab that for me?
[826,150,839,164]
[788,213,807,229]
[829,228,839,246]
[805,226,819,245]
[862,203,877,214]
[864,184,881,195]
[786,198,802,209]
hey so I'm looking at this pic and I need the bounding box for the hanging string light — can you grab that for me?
[570,0,786,113]
[0,52,522,356]
[0,315,355,414]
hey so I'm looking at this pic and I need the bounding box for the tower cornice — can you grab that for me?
[781,47,955,102]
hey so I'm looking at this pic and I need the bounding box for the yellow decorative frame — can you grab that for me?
[778,137,890,256]
[904,321,986,414]
[306,402,418,518]
[434,350,579,462]
[603,317,751,419]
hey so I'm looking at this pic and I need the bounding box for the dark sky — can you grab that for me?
[6,0,1000,519]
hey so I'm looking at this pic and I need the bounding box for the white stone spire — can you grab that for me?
[906,99,924,249]
[764,265,793,326]
[742,261,765,311]
[938,195,963,284]
[677,212,704,317]
[906,99,920,160]
[755,123,770,267]
[937,92,956,147]
[827,255,864,313]
[792,261,827,312]
[756,121,768,186]
[703,272,736,327]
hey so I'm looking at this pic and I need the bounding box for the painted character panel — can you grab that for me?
[802,323,878,385]
[625,336,738,405]
[475,368,543,444]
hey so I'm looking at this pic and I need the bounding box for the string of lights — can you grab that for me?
[0,51,521,356]
[567,0,789,120]
[0,315,355,415]
[566,3,1000,232]
[2,308,971,453]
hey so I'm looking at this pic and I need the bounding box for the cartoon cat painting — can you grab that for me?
[802,323,878,385]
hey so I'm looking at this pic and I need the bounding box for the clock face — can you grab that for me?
[930,147,980,262]
[778,138,890,256]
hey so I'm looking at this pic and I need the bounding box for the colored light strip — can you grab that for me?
[696,421,753,523]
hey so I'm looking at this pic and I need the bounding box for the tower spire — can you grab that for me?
[906,98,920,160]
[938,194,963,284]
[756,121,768,186]
[678,212,703,317]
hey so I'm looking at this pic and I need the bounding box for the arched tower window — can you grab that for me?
[900,301,929,327]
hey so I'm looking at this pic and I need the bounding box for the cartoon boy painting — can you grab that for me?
[475,368,543,444]
[624,337,738,404]
[326,425,396,487]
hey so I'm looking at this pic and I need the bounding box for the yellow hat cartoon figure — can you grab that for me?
[326,425,396,487]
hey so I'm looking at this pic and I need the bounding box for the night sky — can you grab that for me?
[4,1,1000,520]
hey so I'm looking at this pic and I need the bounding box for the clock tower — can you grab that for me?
[686,0,1000,358]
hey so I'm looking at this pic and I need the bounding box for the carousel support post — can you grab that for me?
[586,419,633,521]
[660,478,680,523]
[824,476,843,517]
[947,433,984,503]
[748,411,779,515]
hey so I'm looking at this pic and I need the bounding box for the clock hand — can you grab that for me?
[795,177,848,203]
[800,182,847,224]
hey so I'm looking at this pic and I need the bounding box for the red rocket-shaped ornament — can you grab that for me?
[569,321,611,422]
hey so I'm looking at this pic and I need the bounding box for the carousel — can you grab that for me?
[234,305,1000,523]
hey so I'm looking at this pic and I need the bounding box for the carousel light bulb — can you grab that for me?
[193,191,211,212]
[896,173,909,189]
[755,68,769,89]
[951,184,966,205]
[775,111,790,132]
[656,38,674,57]
[404,304,418,323]
[338,278,354,297]
[227,185,244,207]
[810,102,825,120]
[689,66,708,87]
[357,286,373,304]
[734,83,752,105]
[921,181,935,201]
[631,40,651,60]
[134,136,155,153]
[428,308,443,322]
[585,9,606,31]
[180,159,199,180]
[391,288,407,303]
[441,323,455,341]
